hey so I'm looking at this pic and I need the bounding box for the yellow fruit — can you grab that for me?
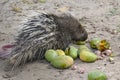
[79,45,90,51]
[45,49,58,62]
[97,40,110,51]
[51,55,74,69]
[79,50,97,62]
[56,49,65,56]
[78,45,90,55]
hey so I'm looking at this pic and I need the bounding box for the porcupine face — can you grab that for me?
[71,24,88,41]
[51,13,88,42]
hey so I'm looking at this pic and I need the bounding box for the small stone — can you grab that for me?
[102,49,112,56]
[96,67,102,70]
[109,57,114,62]
[77,68,85,74]
[97,56,104,60]
[104,63,107,66]
[71,65,77,70]
[111,30,118,34]
[108,57,115,64]
[110,61,115,64]
[95,50,101,56]
[101,54,106,58]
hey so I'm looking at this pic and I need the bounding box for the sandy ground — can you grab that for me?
[0,0,120,80]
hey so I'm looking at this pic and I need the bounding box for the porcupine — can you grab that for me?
[9,13,88,68]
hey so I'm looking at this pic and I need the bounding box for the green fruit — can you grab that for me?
[78,45,97,62]
[51,55,74,69]
[45,49,58,62]
[78,45,90,55]
[88,70,107,80]
[65,46,78,59]
[90,38,101,49]
[65,48,69,55]
[76,41,86,45]
[56,49,65,56]
[79,50,97,62]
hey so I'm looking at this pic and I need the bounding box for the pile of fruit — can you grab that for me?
[90,38,112,58]
[45,38,112,69]
[45,44,99,69]
[45,38,113,80]
[45,49,74,69]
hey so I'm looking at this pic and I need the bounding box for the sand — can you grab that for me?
[0,0,120,80]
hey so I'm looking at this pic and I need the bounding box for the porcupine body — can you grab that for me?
[10,13,88,68]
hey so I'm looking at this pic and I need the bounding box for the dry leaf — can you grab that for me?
[57,6,69,12]
[38,0,46,3]
[12,6,22,13]
[97,40,110,51]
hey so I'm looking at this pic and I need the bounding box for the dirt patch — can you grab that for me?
[0,0,120,80]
